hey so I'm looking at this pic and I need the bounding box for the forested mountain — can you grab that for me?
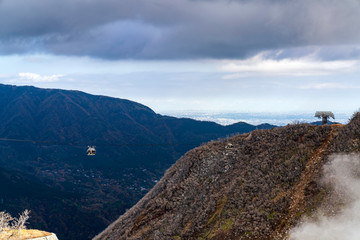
[0,84,275,240]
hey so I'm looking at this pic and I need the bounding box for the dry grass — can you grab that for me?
[0,229,52,240]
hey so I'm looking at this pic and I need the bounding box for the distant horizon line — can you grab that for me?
[160,111,353,126]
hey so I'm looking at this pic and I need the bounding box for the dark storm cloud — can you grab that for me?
[0,0,360,59]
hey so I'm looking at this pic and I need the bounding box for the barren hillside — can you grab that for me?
[94,113,360,240]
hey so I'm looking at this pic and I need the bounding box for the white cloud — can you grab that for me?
[219,53,359,78]
[18,72,64,82]
[299,82,360,89]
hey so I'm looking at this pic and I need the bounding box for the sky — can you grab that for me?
[0,0,360,115]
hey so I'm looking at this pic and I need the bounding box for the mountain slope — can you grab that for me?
[0,84,275,240]
[94,115,360,240]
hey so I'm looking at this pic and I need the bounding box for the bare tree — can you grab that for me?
[13,209,30,230]
[0,210,30,239]
[0,212,13,232]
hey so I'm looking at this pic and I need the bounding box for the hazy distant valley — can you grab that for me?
[163,111,351,126]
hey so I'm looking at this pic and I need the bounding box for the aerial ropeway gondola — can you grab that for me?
[0,137,198,156]
[86,146,96,156]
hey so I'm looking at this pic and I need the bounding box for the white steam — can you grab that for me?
[289,154,360,240]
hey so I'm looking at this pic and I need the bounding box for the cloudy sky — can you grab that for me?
[0,0,360,114]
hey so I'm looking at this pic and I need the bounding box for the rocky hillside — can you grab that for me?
[94,113,360,240]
